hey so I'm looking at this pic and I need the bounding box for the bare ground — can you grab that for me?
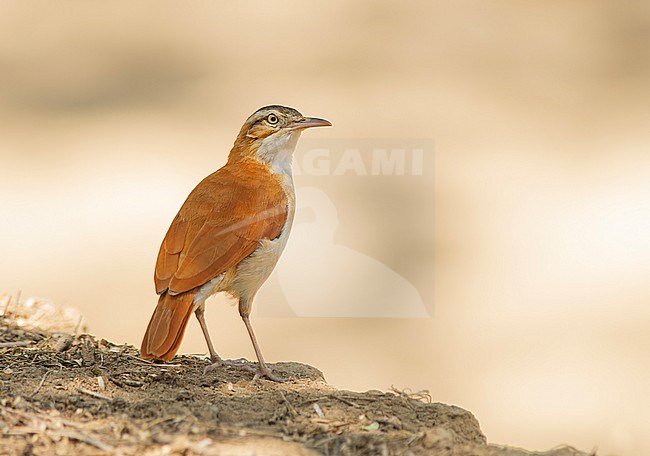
[0,296,592,456]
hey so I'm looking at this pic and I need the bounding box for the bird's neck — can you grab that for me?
[228,131,300,177]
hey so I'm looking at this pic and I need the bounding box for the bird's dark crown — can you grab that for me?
[245,105,304,126]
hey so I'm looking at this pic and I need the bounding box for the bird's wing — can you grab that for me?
[154,161,288,295]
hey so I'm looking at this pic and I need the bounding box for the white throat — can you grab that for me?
[254,131,301,176]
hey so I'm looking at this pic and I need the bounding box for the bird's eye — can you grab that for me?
[267,114,279,124]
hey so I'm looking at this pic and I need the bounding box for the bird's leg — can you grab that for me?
[195,306,221,364]
[240,310,286,382]
[197,305,256,374]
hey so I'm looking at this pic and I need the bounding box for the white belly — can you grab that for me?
[227,229,292,303]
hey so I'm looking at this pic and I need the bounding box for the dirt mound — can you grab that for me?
[0,297,592,455]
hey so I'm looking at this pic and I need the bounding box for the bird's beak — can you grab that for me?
[288,117,332,130]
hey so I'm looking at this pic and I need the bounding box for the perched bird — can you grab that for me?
[140,105,331,381]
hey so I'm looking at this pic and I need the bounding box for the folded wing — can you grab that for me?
[154,160,288,295]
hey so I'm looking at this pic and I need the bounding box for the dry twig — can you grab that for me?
[55,430,114,452]
[390,385,432,403]
[0,340,32,348]
[30,370,52,397]
[279,391,298,418]
[1,295,11,317]
[77,387,113,402]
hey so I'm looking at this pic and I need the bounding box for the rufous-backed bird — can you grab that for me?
[140,105,331,381]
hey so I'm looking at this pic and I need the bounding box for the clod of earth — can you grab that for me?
[0,297,593,455]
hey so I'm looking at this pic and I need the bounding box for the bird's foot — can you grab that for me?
[202,357,286,382]
[253,365,287,383]
[203,357,256,375]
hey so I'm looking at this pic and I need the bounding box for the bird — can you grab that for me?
[140,105,331,381]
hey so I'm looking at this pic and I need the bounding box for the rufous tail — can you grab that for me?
[141,291,195,361]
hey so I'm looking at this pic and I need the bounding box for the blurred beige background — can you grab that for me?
[1,1,649,455]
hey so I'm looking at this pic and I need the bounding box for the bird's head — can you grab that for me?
[229,105,331,171]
